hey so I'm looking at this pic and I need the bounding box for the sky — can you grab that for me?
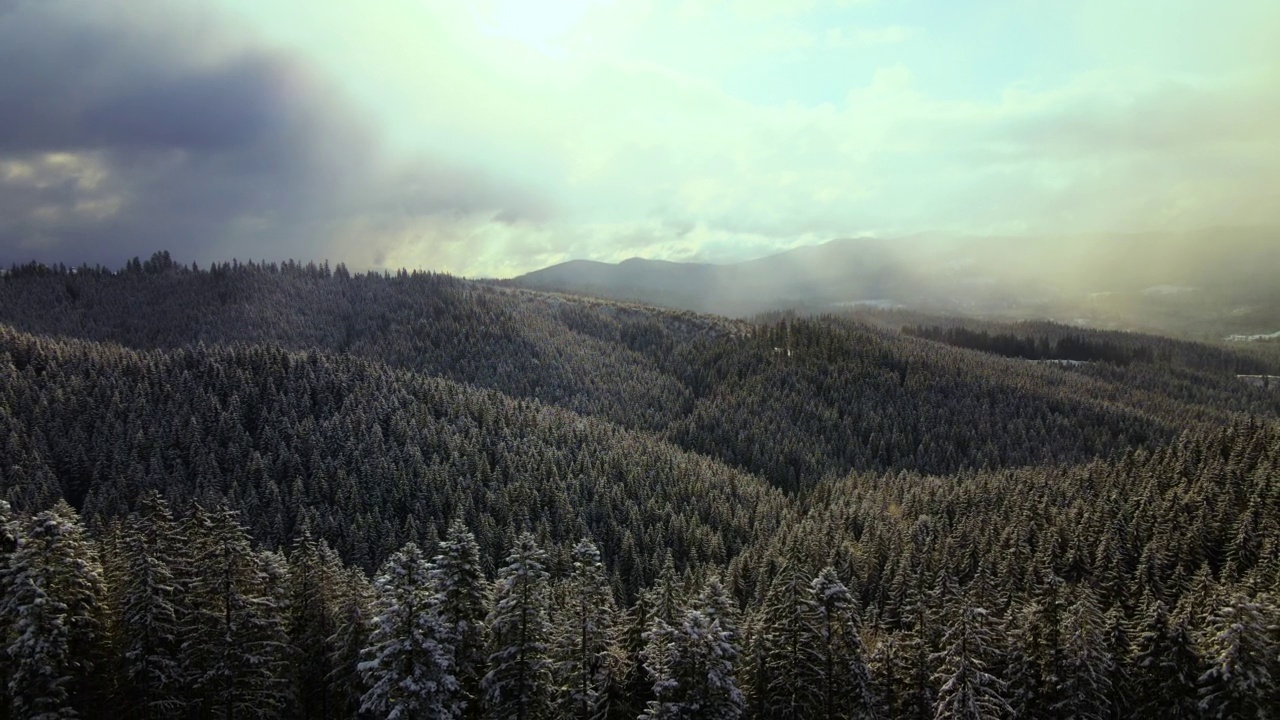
[0,0,1277,277]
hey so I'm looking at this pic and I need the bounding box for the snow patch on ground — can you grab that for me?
[1226,330,1280,342]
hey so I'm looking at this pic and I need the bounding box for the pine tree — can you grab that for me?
[1055,589,1112,720]
[431,518,490,720]
[0,499,15,560]
[287,532,345,720]
[359,542,461,719]
[0,501,108,720]
[552,539,621,720]
[700,574,751,708]
[930,603,1010,720]
[1102,604,1133,719]
[616,592,656,719]
[1014,568,1070,720]
[756,564,822,719]
[1003,601,1044,720]
[695,576,740,649]
[809,567,876,720]
[114,496,184,718]
[894,562,939,720]
[641,609,745,720]
[483,532,553,720]
[647,559,685,629]
[1130,595,1200,720]
[862,624,890,718]
[0,500,17,720]
[328,565,374,719]
[1197,593,1276,719]
[181,506,292,720]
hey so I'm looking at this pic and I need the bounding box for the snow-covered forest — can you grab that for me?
[1,258,1278,718]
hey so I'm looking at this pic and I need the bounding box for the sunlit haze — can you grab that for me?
[1,0,1277,277]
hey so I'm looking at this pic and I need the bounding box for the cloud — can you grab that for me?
[376,53,1280,275]
[754,24,917,52]
[0,0,549,269]
[825,25,917,48]
[1,0,1277,277]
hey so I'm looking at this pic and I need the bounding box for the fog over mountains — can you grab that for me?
[510,227,1280,339]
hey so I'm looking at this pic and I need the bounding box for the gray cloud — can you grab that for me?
[4,0,1276,278]
[0,0,549,269]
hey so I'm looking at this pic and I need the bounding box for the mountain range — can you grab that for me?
[509,227,1280,339]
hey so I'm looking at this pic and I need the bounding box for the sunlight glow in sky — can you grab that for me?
[1,0,1278,276]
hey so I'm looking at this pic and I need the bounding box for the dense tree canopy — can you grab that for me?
[1,256,1278,717]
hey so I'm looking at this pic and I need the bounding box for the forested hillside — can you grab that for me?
[3,258,1277,492]
[0,325,784,587]
[899,319,1278,374]
[1,256,1278,718]
[2,412,1277,718]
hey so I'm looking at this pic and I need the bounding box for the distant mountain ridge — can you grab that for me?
[514,237,908,317]
[509,229,1280,337]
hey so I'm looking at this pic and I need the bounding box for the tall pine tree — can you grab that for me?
[113,495,184,718]
[930,603,1010,720]
[287,532,346,720]
[1130,595,1200,720]
[0,500,17,720]
[809,567,876,720]
[0,502,108,720]
[431,518,490,720]
[359,542,461,720]
[756,564,821,719]
[552,539,621,720]
[1197,593,1276,719]
[641,609,745,720]
[180,506,292,720]
[483,532,553,720]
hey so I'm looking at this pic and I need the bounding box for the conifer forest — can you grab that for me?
[1,257,1279,719]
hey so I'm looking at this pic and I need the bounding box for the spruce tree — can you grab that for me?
[1003,601,1045,720]
[647,559,685,629]
[0,502,108,720]
[552,539,621,720]
[1197,593,1276,719]
[0,500,17,720]
[1130,595,1200,720]
[431,518,490,720]
[695,576,740,649]
[809,567,876,720]
[617,592,656,719]
[482,532,553,720]
[641,609,745,720]
[359,542,460,719]
[328,566,375,719]
[181,506,292,720]
[895,565,939,720]
[287,533,345,720]
[114,496,184,718]
[756,564,822,719]
[930,604,1010,720]
[1055,589,1113,720]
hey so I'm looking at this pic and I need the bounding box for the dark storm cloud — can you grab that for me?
[79,62,289,153]
[0,0,549,269]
